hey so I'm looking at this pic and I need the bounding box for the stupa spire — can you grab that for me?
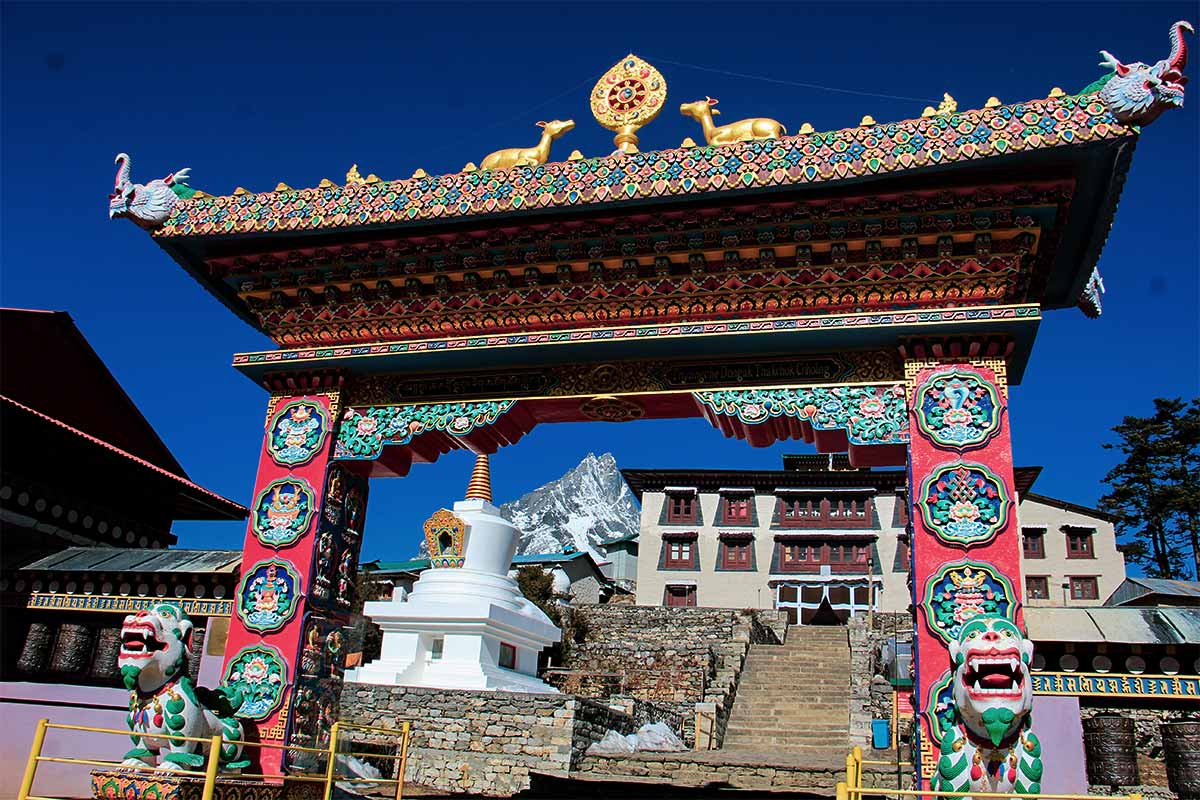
[465,453,492,502]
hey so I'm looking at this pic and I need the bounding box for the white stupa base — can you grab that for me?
[345,497,562,694]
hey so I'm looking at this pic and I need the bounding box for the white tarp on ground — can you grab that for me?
[586,722,686,755]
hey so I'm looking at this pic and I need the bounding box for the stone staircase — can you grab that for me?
[721,625,852,758]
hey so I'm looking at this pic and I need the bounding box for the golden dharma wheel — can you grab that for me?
[591,54,667,153]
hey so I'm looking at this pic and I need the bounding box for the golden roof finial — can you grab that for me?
[591,54,668,155]
[567,150,585,161]
[411,168,429,179]
[680,137,698,148]
[346,164,364,185]
[1048,87,1065,98]
[274,182,292,192]
[318,178,336,188]
[985,97,1002,108]
[465,453,492,502]
[797,122,815,135]
[923,93,957,117]
[859,115,877,127]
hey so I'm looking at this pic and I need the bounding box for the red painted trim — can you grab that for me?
[0,394,246,517]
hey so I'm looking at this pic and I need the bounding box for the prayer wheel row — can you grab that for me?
[1083,714,1200,800]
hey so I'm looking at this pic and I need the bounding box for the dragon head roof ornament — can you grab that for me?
[1096,20,1192,126]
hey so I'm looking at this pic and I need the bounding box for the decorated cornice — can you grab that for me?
[153,93,1131,239]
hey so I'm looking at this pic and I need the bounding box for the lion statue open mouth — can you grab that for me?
[117,602,249,772]
[932,615,1043,798]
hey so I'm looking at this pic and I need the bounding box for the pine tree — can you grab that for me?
[1100,398,1200,580]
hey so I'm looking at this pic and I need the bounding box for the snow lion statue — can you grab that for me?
[931,615,1043,798]
[118,602,249,772]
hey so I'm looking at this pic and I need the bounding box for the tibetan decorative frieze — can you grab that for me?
[345,351,901,405]
[335,400,516,460]
[915,368,1004,449]
[919,560,1017,646]
[1031,672,1200,699]
[694,384,908,445]
[917,462,1012,547]
[155,94,1130,239]
[26,593,234,617]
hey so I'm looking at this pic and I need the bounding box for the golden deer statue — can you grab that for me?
[479,120,576,171]
[679,97,786,145]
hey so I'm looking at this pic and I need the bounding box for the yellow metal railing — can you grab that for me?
[838,745,1141,800]
[17,717,412,800]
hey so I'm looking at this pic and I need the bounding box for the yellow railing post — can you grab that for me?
[846,751,856,787]
[17,718,49,800]
[395,721,411,800]
[200,734,222,800]
[853,745,863,787]
[837,780,849,800]
[323,721,341,800]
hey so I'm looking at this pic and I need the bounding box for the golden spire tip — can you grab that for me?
[465,453,492,502]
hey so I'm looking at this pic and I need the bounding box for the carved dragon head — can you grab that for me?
[949,615,1034,748]
[118,602,193,693]
[1099,21,1192,125]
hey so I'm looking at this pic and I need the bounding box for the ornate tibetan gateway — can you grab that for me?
[931,616,1042,800]
[117,603,248,771]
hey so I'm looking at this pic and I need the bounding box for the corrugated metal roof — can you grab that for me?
[1026,608,1105,642]
[1025,606,1200,645]
[1086,607,1186,644]
[1129,577,1200,598]
[511,551,589,565]
[1159,608,1200,643]
[21,547,241,574]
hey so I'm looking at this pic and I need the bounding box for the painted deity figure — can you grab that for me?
[118,603,248,772]
[931,615,1043,798]
[265,485,302,534]
[242,563,295,629]
[314,532,334,600]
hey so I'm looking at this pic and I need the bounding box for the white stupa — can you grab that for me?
[345,454,561,692]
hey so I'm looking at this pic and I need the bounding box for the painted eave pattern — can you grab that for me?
[153,93,1134,240]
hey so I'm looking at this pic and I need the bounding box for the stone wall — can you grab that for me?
[339,684,639,796]
[848,613,913,747]
[550,605,786,746]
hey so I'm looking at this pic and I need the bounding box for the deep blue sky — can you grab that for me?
[2,3,1196,562]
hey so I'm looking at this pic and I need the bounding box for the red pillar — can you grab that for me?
[906,361,1024,780]
[219,391,369,775]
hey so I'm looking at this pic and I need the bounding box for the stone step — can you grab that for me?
[723,734,851,747]
[725,722,849,733]
[728,710,848,721]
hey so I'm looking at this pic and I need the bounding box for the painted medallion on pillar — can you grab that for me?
[914,369,1002,450]
[918,462,1012,548]
[424,508,466,568]
[266,400,329,467]
[251,478,316,547]
[920,560,1017,646]
[237,560,302,633]
[221,644,288,720]
[925,670,956,746]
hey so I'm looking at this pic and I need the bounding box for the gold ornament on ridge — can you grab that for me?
[479,120,576,171]
[591,54,668,155]
[679,96,787,145]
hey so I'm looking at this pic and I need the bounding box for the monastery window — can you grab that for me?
[1022,528,1046,559]
[664,585,697,607]
[1069,576,1099,601]
[779,542,816,572]
[722,494,753,525]
[777,494,874,529]
[498,643,517,670]
[894,536,911,573]
[719,537,754,571]
[661,533,698,570]
[431,638,444,661]
[1065,528,1095,559]
[894,494,910,528]
[1026,576,1049,600]
[666,493,697,524]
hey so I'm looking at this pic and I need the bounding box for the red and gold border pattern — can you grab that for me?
[156,95,1129,239]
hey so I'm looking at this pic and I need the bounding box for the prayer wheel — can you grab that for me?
[49,623,94,673]
[16,622,52,673]
[90,626,122,678]
[1083,714,1139,787]
[1162,721,1200,800]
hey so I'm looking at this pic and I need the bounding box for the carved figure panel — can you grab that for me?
[251,478,317,548]
[236,560,302,633]
[222,644,288,720]
[266,401,329,467]
[915,368,1003,449]
[918,462,1012,548]
[920,561,1017,646]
